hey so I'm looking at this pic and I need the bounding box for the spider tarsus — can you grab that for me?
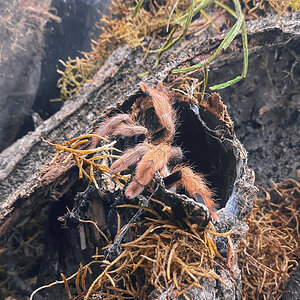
[109,143,152,174]
[125,180,144,199]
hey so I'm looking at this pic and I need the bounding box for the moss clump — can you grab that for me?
[238,177,300,299]
[56,0,246,100]
[31,200,235,299]
[242,0,300,18]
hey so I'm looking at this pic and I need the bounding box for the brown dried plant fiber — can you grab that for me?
[238,177,300,299]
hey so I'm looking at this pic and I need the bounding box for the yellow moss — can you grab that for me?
[56,55,98,101]
[56,0,220,100]
[56,0,300,100]
[242,0,300,18]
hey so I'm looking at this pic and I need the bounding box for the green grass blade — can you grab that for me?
[132,0,145,17]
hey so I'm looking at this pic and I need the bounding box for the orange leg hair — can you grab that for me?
[94,114,134,136]
[109,143,153,175]
[109,123,148,137]
[125,144,182,199]
[173,166,218,220]
[90,114,147,148]
[139,82,176,143]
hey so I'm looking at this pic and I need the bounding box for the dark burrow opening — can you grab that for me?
[173,101,237,208]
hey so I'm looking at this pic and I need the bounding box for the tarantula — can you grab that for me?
[91,82,218,219]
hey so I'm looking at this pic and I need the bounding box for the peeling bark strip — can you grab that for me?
[0,12,299,299]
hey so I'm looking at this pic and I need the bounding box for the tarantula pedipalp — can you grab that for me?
[92,82,218,219]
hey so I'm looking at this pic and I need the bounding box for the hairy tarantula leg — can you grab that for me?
[135,144,182,186]
[125,144,182,199]
[125,180,144,199]
[90,114,133,148]
[109,143,152,174]
[172,166,218,220]
[94,114,134,136]
[109,123,148,137]
[139,82,176,143]
[90,114,147,148]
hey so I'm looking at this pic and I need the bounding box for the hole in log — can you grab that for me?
[173,101,237,208]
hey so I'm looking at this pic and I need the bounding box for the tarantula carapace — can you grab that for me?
[91,82,218,219]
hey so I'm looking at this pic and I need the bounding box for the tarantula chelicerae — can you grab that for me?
[91,82,218,219]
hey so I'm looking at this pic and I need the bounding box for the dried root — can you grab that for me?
[31,199,235,300]
[87,215,234,299]
[41,134,130,188]
[238,178,300,299]
[84,218,233,300]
